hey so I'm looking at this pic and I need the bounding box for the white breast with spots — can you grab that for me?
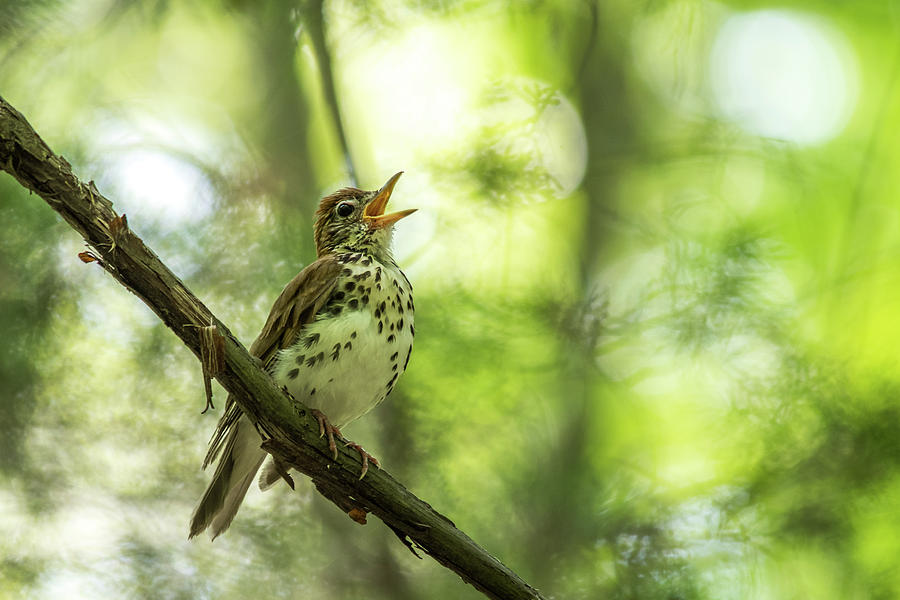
[271,261,414,429]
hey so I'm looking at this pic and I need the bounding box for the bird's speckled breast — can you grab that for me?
[271,251,414,428]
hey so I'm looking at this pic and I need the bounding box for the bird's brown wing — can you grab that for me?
[202,255,342,468]
[249,256,343,367]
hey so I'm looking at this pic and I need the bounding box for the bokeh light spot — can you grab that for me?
[711,10,857,144]
[105,149,214,228]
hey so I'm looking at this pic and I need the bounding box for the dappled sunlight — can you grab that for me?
[468,78,588,199]
[339,20,478,162]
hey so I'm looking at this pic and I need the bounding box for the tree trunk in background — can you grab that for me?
[524,1,639,588]
[242,0,319,263]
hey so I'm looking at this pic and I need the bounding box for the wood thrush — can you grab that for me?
[190,172,416,539]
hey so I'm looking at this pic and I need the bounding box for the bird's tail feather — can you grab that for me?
[258,458,282,491]
[189,415,266,539]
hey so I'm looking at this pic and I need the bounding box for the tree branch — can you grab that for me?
[0,96,545,600]
[306,0,358,185]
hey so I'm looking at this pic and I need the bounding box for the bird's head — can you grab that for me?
[314,172,415,260]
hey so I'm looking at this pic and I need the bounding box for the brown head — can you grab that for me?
[314,172,416,259]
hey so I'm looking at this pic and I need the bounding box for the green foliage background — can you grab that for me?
[2,1,900,598]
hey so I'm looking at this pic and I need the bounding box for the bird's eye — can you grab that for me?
[336,202,354,217]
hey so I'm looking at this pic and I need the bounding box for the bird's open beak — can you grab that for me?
[364,171,416,228]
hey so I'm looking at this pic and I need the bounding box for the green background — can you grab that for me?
[2,1,900,598]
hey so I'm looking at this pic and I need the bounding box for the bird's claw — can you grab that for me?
[309,409,379,478]
[311,409,340,460]
[344,441,380,479]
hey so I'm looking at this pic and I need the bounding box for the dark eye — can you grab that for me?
[336,202,354,217]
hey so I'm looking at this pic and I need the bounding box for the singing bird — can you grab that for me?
[190,172,416,539]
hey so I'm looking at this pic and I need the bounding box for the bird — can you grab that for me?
[190,172,416,540]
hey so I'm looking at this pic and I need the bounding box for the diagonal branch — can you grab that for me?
[0,96,545,600]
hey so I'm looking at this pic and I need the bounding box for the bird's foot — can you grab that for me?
[309,409,379,479]
[311,409,341,460]
[344,441,380,480]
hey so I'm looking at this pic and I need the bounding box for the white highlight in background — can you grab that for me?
[109,150,214,227]
[711,10,857,145]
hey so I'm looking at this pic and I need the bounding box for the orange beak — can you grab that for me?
[364,172,416,228]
